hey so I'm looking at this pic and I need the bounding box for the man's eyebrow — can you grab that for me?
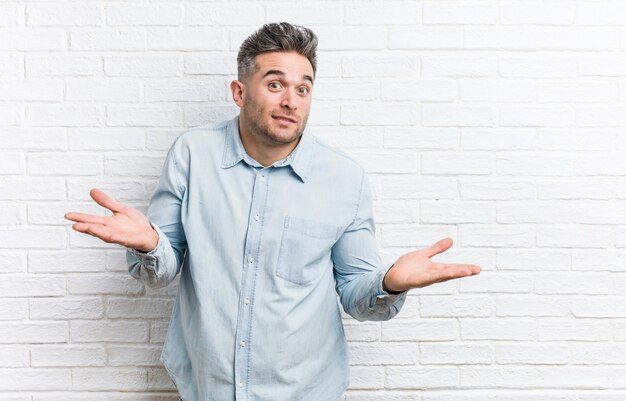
[262,69,314,84]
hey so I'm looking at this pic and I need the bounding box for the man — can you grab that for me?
[65,22,480,401]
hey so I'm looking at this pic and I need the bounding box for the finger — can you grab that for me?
[64,212,107,225]
[71,222,118,244]
[424,237,453,258]
[90,188,125,213]
[439,263,482,279]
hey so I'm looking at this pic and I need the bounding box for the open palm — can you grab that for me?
[64,188,158,252]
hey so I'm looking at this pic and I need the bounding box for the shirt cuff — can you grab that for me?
[128,219,166,267]
[376,262,408,299]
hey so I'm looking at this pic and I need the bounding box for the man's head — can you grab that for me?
[231,23,318,150]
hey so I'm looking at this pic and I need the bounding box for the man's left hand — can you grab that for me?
[382,237,481,293]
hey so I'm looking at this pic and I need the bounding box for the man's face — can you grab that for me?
[237,51,314,147]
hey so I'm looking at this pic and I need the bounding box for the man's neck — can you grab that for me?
[238,117,301,167]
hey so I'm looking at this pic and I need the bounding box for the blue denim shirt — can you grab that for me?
[126,116,407,401]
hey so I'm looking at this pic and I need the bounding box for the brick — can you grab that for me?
[315,27,387,50]
[65,78,141,102]
[422,153,495,175]
[0,79,62,101]
[183,104,240,127]
[184,53,235,75]
[27,105,102,127]
[495,344,569,365]
[423,105,496,127]
[147,28,227,51]
[0,250,26,273]
[0,274,65,297]
[0,5,19,26]
[0,228,66,249]
[570,344,626,365]
[460,272,533,293]
[0,28,67,51]
[385,367,459,389]
[70,29,146,51]
[460,366,612,388]
[461,319,536,341]
[420,201,494,224]
[420,296,494,318]
[346,2,420,25]
[382,79,456,101]
[459,78,536,102]
[538,320,611,341]
[497,154,573,176]
[500,105,573,127]
[0,322,68,343]
[0,299,27,320]
[0,54,20,76]
[379,177,457,200]
[30,297,103,320]
[500,55,578,78]
[536,227,611,248]
[266,4,343,25]
[572,250,626,272]
[497,296,570,317]
[0,128,66,150]
[149,321,169,343]
[144,79,225,102]
[0,153,25,174]
[461,178,535,200]
[106,298,174,319]
[420,343,493,365]
[535,273,611,295]
[68,274,144,295]
[31,345,106,367]
[497,249,571,271]
[71,321,149,343]
[572,298,626,318]
[147,367,176,391]
[343,322,380,342]
[464,27,620,51]
[105,154,165,177]
[314,80,379,101]
[185,4,263,26]
[382,319,458,342]
[381,225,455,247]
[27,4,103,26]
[26,54,102,77]
[67,179,146,202]
[384,127,459,149]
[108,345,162,366]
[146,129,182,151]
[343,53,419,77]
[106,4,182,26]
[105,55,181,77]
[373,200,416,224]
[349,343,417,366]
[423,3,497,25]
[421,53,497,77]
[349,366,384,390]
[461,225,534,248]
[352,153,417,174]
[342,103,418,126]
[576,3,626,25]
[537,179,612,200]
[68,128,144,151]
[72,368,147,391]
[501,2,575,25]
[28,153,102,176]
[106,106,180,127]
[576,106,626,127]
[497,202,573,224]
[0,369,70,390]
[0,346,28,367]
[389,26,463,49]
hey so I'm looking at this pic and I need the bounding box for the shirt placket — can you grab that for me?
[234,166,269,401]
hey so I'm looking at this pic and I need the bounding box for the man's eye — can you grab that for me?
[269,82,281,89]
[299,87,310,94]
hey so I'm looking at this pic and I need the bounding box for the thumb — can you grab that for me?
[90,188,124,213]
[424,237,453,258]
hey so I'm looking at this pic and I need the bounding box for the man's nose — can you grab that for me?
[280,90,298,110]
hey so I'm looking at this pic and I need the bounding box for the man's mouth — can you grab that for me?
[272,115,297,124]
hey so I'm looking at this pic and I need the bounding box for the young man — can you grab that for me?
[65,22,480,401]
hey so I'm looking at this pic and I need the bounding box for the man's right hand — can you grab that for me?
[64,188,159,253]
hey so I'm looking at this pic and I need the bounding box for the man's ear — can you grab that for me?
[230,80,245,108]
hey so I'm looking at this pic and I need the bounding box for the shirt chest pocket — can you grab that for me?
[276,216,342,285]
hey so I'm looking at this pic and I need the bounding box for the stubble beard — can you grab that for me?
[242,98,308,147]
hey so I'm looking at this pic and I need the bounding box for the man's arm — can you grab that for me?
[65,139,188,289]
[332,172,480,322]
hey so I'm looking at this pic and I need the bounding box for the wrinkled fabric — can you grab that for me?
[126,116,407,401]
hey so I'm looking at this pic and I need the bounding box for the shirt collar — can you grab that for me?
[221,115,313,183]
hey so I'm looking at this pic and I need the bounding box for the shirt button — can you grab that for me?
[244,298,250,305]
[254,214,259,221]
[248,256,254,264]
[260,175,265,181]
[239,382,244,387]
[240,341,246,347]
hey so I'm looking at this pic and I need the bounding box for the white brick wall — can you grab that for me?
[3,0,626,399]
